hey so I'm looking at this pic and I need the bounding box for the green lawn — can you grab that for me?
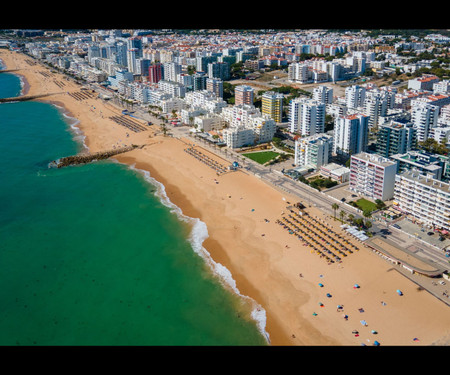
[242,151,280,164]
[355,198,378,213]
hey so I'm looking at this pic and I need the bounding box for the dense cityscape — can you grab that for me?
[1,28,450,346]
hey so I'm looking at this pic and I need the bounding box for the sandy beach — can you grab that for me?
[2,49,450,346]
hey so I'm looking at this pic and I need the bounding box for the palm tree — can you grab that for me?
[339,210,346,223]
[331,203,339,220]
[348,214,355,224]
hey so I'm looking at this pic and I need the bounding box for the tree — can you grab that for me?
[339,210,346,222]
[348,214,355,224]
[331,203,339,220]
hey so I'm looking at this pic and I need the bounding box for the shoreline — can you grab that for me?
[2,50,450,346]
[125,159,272,344]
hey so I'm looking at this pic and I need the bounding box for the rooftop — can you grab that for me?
[399,169,450,193]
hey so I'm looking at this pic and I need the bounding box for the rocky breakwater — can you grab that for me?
[50,144,144,168]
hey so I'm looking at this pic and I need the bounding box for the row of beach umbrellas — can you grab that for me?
[277,211,359,263]
[184,147,228,175]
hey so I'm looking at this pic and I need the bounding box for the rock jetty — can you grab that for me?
[52,144,143,168]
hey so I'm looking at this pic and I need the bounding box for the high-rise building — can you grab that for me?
[376,121,416,158]
[163,62,182,83]
[148,63,162,84]
[207,61,230,80]
[394,170,450,230]
[262,91,284,122]
[206,78,223,98]
[235,85,254,106]
[349,152,397,201]
[345,85,366,109]
[411,101,439,142]
[363,91,388,129]
[288,63,310,83]
[126,48,139,73]
[294,133,333,169]
[313,86,333,104]
[333,114,369,158]
[193,72,207,91]
[289,98,325,136]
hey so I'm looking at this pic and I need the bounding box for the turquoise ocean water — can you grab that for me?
[0,67,268,346]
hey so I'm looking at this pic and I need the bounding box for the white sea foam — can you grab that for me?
[52,103,88,152]
[127,162,271,344]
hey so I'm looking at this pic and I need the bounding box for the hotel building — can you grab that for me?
[393,170,450,231]
[349,152,397,201]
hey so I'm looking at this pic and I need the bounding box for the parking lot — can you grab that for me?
[390,217,450,252]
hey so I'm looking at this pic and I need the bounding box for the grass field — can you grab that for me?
[242,151,280,164]
[355,198,378,212]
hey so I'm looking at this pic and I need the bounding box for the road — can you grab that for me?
[88,82,449,274]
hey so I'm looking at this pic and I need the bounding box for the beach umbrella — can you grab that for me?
[360,320,367,326]
[326,293,332,298]
[318,283,324,287]
[396,289,403,296]
[371,330,377,334]
[353,284,360,289]
[373,341,380,346]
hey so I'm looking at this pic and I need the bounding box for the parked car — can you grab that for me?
[392,224,401,229]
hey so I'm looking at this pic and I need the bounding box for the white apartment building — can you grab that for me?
[193,114,226,133]
[184,90,227,114]
[345,85,366,109]
[349,152,397,201]
[433,79,450,95]
[363,91,388,128]
[222,127,254,148]
[333,114,369,158]
[294,133,333,169]
[160,97,186,114]
[289,98,325,136]
[394,170,450,230]
[411,101,439,142]
[312,85,333,104]
[288,63,310,83]
[163,62,182,82]
[181,108,207,125]
[220,104,277,148]
[158,80,186,98]
[407,74,440,91]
